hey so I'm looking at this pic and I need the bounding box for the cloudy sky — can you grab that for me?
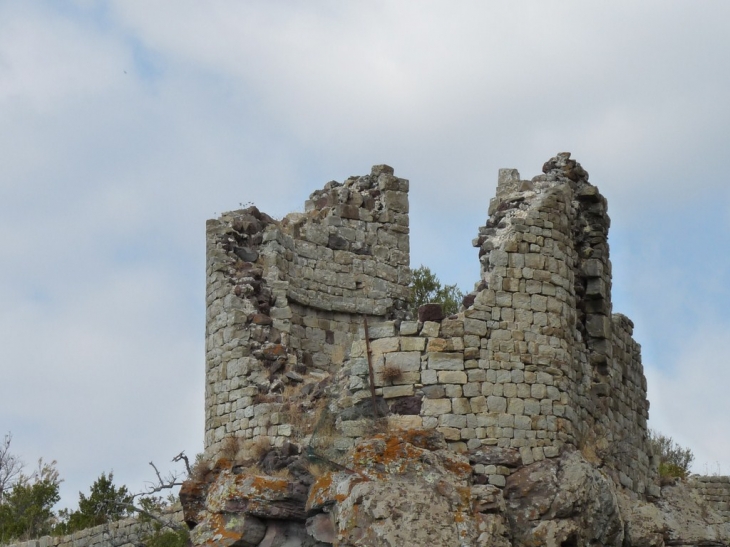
[2,1,730,509]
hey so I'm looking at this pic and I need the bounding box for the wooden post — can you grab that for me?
[363,316,379,419]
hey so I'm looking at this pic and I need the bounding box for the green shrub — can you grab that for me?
[144,526,189,547]
[649,429,694,481]
[409,265,463,316]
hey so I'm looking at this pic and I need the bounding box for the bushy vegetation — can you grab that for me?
[409,265,464,316]
[55,471,133,534]
[649,429,695,480]
[0,432,188,543]
[144,525,190,547]
[0,459,61,542]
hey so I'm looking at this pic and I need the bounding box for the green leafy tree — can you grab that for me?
[57,472,133,533]
[649,429,695,480]
[409,265,464,316]
[0,459,62,542]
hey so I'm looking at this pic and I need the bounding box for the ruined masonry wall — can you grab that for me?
[690,476,730,521]
[204,165,411,457]
[328,155,655,495]
[203,154,656,497]
[2,510,183,547]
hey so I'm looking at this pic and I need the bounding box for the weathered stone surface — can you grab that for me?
[618,481,730,547]
[504,450,624,547]
[258,520,308,547]
[189,512,267,547]
[418,303,444,322]
[339,397,389,421]
[428,352,464,371]
[307,431,476,546]
[389,395,422,415]
[305,513,335,544]
[469,447,523,468]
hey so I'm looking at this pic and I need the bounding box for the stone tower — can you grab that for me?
[202,152,654,494]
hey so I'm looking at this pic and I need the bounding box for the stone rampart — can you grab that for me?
[204,165,411,457]
[1,509,183,547]
[690,476,730,521]
[203,153,657,496]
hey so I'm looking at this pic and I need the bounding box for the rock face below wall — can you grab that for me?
[181,430,729,547]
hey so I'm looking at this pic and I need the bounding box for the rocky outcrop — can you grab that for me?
[504,450,624,546]
[181,431,730,547]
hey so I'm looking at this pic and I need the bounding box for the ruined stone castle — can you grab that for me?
[6,154,728,547]
[203,152,653,491]
[186,152,728,546]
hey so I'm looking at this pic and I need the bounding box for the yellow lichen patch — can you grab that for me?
[441,456,473,480]
[350,434,426,478]
[307,471,369,511]
[308,472,334,510]
[240,474,290,497]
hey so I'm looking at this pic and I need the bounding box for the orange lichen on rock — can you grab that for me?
[307,471,368,512]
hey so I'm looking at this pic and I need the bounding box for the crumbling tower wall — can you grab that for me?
[320,154,655,494]
[203,154,656,496]
[474,154,654,492]
[204,166,410,456]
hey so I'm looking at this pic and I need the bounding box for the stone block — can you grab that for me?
[400,321,419,335]
[438,371,467,384]
[370,337,400,354]
[387,415,423,430]
[380,385,413,399]
[531,294,547,312]
[385,351,421,372]
[427,338,449,352]
[418,303,444,322]
[489,250,509,267]
[470,396,487,413]
[452,398,471,414]
[383,190,409,213]
[420,386,445,403]
[421,369,438,384]
[440,318,464,337]
[487,396,507,413]
[439,414,467,428]
[422,398,452,415]
[400,337,426,352]
[437,427,462,441]
[514,415,531,430]
[586,277,607,299]
[367,321,396,338]
[464,318,488,336]
[495,291,512,306]
[524,399,540,416]
[507,398,525,415]
[586,314,611,339]
[421,321,441,337]
[428,352,464,370]
[488,474,506,487]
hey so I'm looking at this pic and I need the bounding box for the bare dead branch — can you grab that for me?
[172,451,191,476]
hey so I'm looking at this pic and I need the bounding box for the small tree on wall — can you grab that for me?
[409,265,463,316]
